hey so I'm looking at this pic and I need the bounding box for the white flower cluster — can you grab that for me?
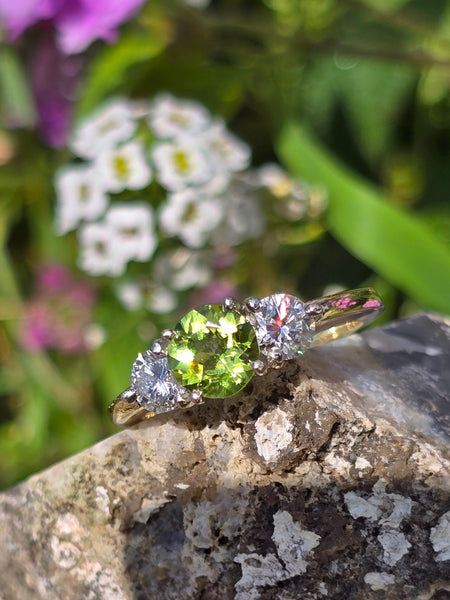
[149,93,257,249]
[54,93,325,313]
[55,98,156,277]
[55,94,263,277]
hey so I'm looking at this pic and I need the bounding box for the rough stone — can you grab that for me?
[0,313,449,600]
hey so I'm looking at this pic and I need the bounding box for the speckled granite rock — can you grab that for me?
[0,313,449,600]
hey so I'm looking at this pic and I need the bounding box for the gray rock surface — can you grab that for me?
[0,313,449,600]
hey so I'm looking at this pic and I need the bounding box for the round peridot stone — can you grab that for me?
[167,304,259,399]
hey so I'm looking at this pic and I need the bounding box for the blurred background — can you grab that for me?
[0,0,449,490]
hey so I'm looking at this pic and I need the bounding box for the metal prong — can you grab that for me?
[268,348,284,369]
[223,296,238,311]
[175,394,189,406]
[245,296,260,312]
[121,387,137,403]
[252,358,268,376]
[305,302,322,318]
[161,329,176,340]
[151,340,164,355]
[190,389,203,403]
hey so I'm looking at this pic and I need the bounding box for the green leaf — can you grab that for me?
[299,59,340,133]
[0,47,36,128]
[277,122,450,313]
[77,29,169,117]
[300,58,415,162]
[339,62,416,162]
[359,0,411,11]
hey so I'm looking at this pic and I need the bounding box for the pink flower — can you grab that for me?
[21,263,97,354]
[0,0,148,54]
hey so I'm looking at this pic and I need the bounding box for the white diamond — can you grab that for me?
[247,293,312,360]
[131,351,186,413]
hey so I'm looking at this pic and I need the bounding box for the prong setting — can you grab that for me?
[268,347,284,369]
[161,328,176,340]
[121,387,137,403]
[150,340,164,355]
[175,394,189,406]
[190,389,203,403]
[252,358,268,376]
[223,296,240,312]
[305,302,323,318]
[245,296,261,312]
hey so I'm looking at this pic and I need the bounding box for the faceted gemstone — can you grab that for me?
[247,293,312,361]
[131,350,185,413]
[167,304,259,399]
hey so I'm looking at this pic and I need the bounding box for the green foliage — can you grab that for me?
[77,23,171,117]
[300,59,416,162]
[360,0,411,11]
[278,123,450,313]
[0,47,35,128]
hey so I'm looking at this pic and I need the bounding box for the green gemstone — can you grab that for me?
[167,304,259,399]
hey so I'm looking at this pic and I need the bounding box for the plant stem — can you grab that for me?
[342,0,450,50]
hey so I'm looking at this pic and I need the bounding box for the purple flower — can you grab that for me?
[0,0,148,54]
[0,0,147,144]
[190,280,238,306]
[56,0,148,55]
[0,0,57,39]
[29,32,83,146]
[21,263,97,354]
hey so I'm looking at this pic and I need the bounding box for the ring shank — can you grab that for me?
[304,287,383,347]
[109,395,151,427]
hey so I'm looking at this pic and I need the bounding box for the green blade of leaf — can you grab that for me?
[277,122,450,313]
[77,29,169,117]
[0,47,36,128]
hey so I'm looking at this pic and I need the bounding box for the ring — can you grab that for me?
[109,288,383,426]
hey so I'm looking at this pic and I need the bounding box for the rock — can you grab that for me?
[0,313,449,600]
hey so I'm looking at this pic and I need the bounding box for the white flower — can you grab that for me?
[148,93,211,139]
[83,323,107,350]
[196,171,230,196]
[146,285,177,314]
[258,163,309,220]
[116,279,177,314]
[211,184,265,246]
[96,141,152,193]
[70,98,137,159]
[105,203,157,263]
[307,186,328,218]
[116,281,143,311]
[152,139,214,191]
[205,119,251,173]
[78,203,157,277]
[129,99,152,119]
[78,222,127,277]
[158,189,223,248]
[54,165,108,234]
[154,249,211,291]
[258,163,306,200]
